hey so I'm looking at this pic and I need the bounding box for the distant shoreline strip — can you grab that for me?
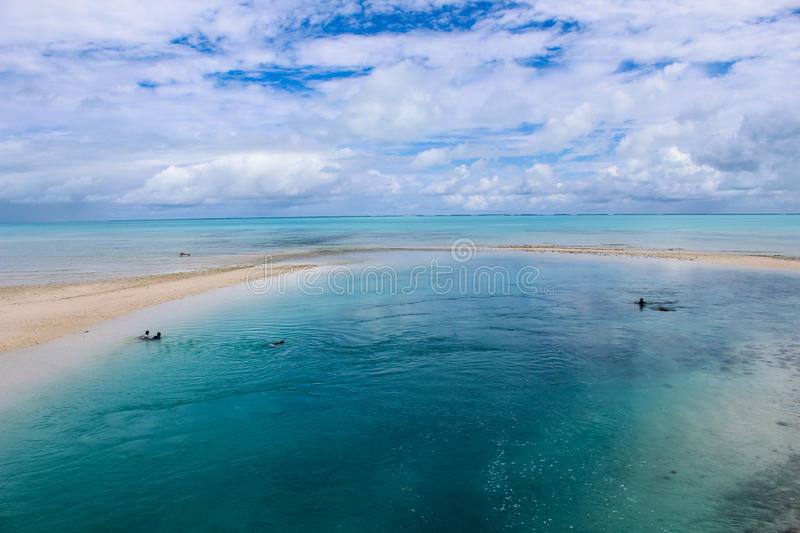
[490,245,800,270]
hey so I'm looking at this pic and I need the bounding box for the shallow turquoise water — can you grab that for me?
[1,215,799,284]
[1,252,799,532]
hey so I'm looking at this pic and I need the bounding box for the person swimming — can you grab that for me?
[151,332,162,340]
[138,330,151,340]
[636,298,674,311]
[269,340,285,347]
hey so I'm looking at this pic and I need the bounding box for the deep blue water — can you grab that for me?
[1,252,799,532]
[1,215,799,284]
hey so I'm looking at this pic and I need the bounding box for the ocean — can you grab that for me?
[1,218,799,531]
[1,215,799,285]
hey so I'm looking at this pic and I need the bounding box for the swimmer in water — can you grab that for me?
[139,330,151,340]
[637,298,646,308]
[151,332,162,340]
[269,340,285,347]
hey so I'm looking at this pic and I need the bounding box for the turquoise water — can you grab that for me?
[1,215,799,284]
[1,252,799,531]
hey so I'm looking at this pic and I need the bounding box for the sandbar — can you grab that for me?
[0,264,311,353]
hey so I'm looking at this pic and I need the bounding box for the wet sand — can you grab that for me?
[0,264,311,353]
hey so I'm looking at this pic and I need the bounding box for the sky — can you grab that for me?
[1,0,799,221]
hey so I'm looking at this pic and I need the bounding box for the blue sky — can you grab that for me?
[0,0,799,221]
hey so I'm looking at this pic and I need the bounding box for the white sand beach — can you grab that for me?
[0,264,311,353]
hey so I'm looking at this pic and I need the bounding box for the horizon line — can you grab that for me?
[2,212,799,225]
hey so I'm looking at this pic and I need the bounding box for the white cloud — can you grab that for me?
[420,164,469,195]
[411,147,452,169]
[521,164,558,195]
[1,0,800,217]
[527,104,596,153]
[463,194,488,210]
[342,61,447,141]
[411,144,469,169]
[121,152,341,205]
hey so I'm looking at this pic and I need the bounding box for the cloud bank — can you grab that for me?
[1,0,799,220]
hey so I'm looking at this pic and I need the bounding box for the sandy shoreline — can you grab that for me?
[269,245,800,270]
[0,264,311,353]
[2,245,798,354]
[493,245,800,270]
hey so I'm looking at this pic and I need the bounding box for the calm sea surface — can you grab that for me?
[1,215,799,285]
[1,250,799,532]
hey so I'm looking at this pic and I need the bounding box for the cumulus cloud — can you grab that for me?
[120,152,341,205]
[698,112,800,192]
[1,0,799,219]
[521,164,561,196]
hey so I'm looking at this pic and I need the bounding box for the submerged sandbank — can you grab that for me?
[2,243,798,354]
[249,245,800,271]
[0,264,311,353]
[491,245,800,270]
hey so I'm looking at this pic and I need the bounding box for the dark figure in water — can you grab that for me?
[269,340,285,347]
[638,298,646,308]
[139,330,150,340]
[151,332,162,340]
